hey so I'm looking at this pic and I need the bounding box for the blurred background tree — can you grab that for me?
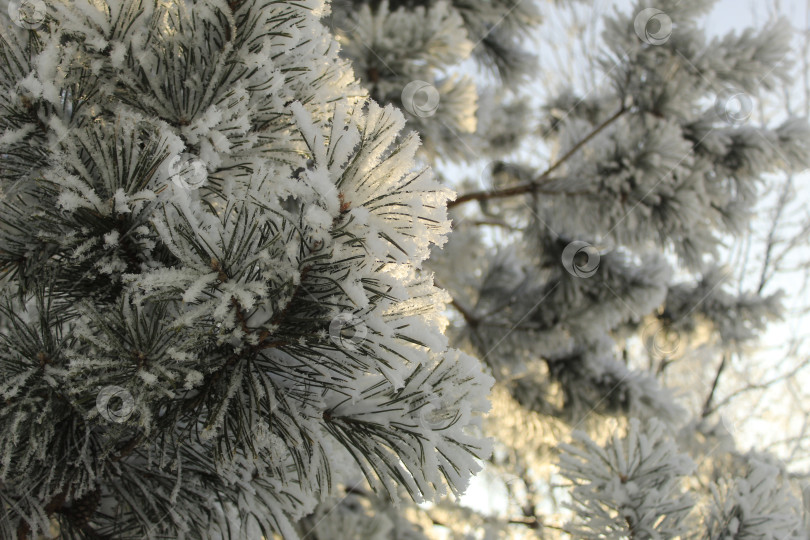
[311,0,810,537]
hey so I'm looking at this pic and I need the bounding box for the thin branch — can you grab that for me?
[758,176,792,293]
[433,278,480,327]
[460,219,520,231]
[706,357,810,415]
[449,106,627,209]
[702,354,728,418]
[449,181,573,208]
[508,516,541,529]
[531,105,627,180]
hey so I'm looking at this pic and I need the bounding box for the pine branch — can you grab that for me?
[112,262,307,463]
[16,489,109,540]
[449,106,627,209]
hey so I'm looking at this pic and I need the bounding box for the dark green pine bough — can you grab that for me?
[0,1,492,538]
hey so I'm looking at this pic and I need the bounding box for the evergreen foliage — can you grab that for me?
[2,0,810,538]
[0,1,491,537]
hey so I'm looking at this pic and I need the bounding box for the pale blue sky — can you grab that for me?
[705,0,757,34]
[706,0,807,35]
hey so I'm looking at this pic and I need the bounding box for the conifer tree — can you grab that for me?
[0,1,492,537]
[3,0,810,538]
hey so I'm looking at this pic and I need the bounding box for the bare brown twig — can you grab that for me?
[449,106,627,209]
